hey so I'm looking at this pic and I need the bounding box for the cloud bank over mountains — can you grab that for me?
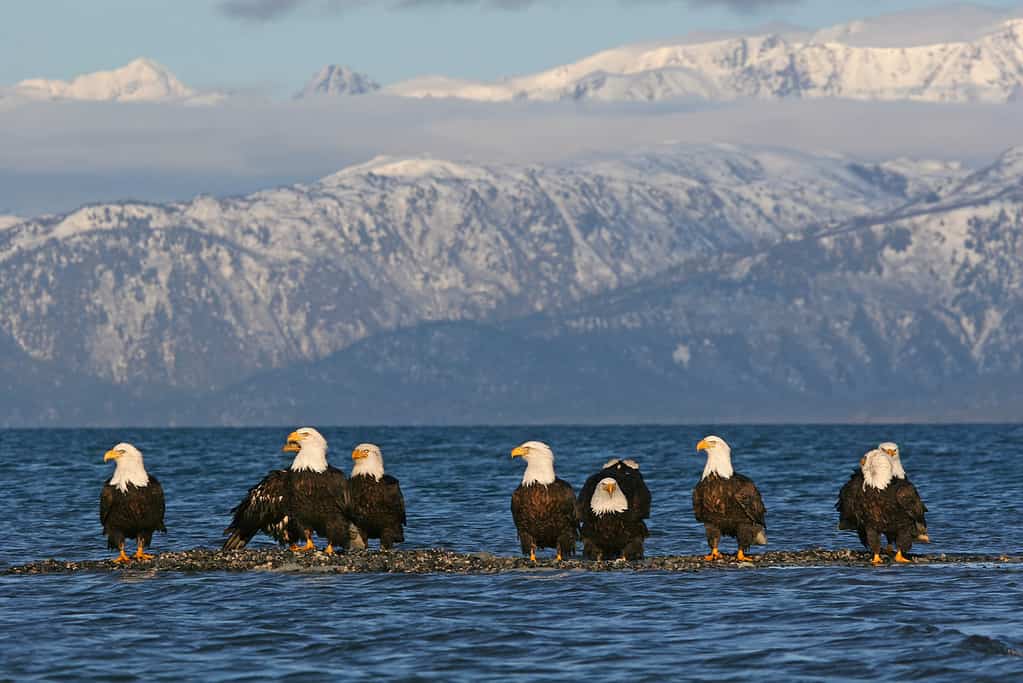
[216,0,800,22]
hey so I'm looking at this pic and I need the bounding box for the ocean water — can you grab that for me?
[1,425,1021,681]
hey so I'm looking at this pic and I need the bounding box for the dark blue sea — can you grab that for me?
[1,425,1022,681]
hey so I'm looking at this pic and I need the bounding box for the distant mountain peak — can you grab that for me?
[12,57,220,104]
[295,65,380,98]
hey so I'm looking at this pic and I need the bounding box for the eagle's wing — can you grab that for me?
[552,478,580,537]
[382,475,407,526]
[100,484,115,530]
[732,474,767,529]
[895,480,927,524]
[141,475,167,532]
[222,470,291,550]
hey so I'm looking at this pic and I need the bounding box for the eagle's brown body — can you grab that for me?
[100,478,166,552]
[579,505,648,561]
[692,472,767,554]
[348,474,406,549]
[511,480,579,558]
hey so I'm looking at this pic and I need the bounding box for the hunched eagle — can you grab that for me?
[510,441,579,561]
[348,443,406,550]
[101,443,166,563]
[693,436,767,561]
[578,458,651,521]
[222,427,353,554]
[579,477,649,561]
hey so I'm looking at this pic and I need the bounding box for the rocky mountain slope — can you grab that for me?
[4,144,1023,424]
[202,148,1023,424]
[0,146,924,393]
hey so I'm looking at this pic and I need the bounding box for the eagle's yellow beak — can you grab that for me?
[696,439,710,452]
[352,448,368,460]
[859,456,866,467]
[602,482,616,495]
[103,449,121,462]
[283,431,304,453]
[511,446,528,458]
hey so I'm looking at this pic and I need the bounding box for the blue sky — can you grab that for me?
[2,1,1021,95]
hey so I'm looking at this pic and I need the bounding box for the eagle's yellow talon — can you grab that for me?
[113,550,131,564]
[736,549,754,561]
[704,548,722,561]
[894,551,911,564]
[555,551,562,561]
[871,553,884,565]
[529,549,536,562]
[324,544,335,556]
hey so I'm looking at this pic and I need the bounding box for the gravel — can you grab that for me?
[5,548,1021,575]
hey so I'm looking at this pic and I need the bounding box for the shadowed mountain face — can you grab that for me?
[2,145,1023,425]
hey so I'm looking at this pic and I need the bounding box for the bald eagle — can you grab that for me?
[578,458,651,520]
[348,443,406,550]
[510,441,579,561]
[222,428,353,554]
[101,443,166,563]
[693,436,767,561]
[838,447,928,564]
[579,477,649,561]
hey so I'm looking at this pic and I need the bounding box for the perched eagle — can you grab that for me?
[579,477,648,561]
[578,458,651,520]
[693,436,767,561]
[838,449,902,564]
[348,443,406,550]
[837,443,929,562]
[510,441,579,561]
[100,443,166,563]
[222,427,352,554]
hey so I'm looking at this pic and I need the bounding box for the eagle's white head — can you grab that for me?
[697,435,733,480]
[878,442,905,479]
[861,449,894,491]
[590,477,628,515]
[511,441,556,486]
[104,442,150,492]
[283,427,328,473]
[351,443,385,480]
[603,458,640,470]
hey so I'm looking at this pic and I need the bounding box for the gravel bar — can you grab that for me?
[5,548,1022,575]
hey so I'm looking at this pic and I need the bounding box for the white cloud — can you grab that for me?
[1,94,1021,215]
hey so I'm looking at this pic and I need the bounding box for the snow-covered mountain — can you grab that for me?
[388,15,1023,104]
[12,58,222,104]
[0,145,937,392]
[0,216,21,230]
[202,147,1023,424]
[295,65,380,98]
[5,143,1023,423]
